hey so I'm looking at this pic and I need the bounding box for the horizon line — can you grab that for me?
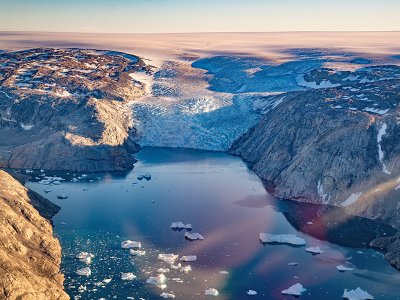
[1,30,400,35]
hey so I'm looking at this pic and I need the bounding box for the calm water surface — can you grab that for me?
[26,147,400,300]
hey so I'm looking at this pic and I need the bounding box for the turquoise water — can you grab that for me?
[26,147,400,299]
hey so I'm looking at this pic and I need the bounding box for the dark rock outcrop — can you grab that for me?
[0,48,146,172]
[370,233,400,269]
[0,170,69,300]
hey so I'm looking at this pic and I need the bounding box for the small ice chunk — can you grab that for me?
[147,274,167,288]
[259,233,306,246]
[137,173,151,181]
[76,267,91,277]
[219,271,229,274]
[103,278,112,284]
[121,272,136,281]
[44,189,52,193]
[160,292,175,299]
[343,287,374,300]
[121,240,141,249]
[157,268,170,273]
[57,194,68,199]
[170,263,181,270]
[288,262,298,266]
[305,246,324,255]
[130,249,146,256]
[171,222,192,230]
[180,265,192,273]
[185,232,205,240]
[205,288,219,296]
[158,253,179,264]
[281,283,307,296]
[180,255,197,262]
[247,290,257,295]
[337,265,354,272]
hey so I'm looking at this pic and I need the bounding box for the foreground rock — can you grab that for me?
[0,48,147,172]
[0,170,69,299]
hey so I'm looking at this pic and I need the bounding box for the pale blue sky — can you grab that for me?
[0,0,399,33]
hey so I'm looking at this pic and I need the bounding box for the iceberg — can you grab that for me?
[121,272,136,281]
[343,287,374,300]
[158,253,179,264]
[185,232,205,240]
[57,194,68,199]
[180,265,192,273]
[146,274,167,289]
[171,222,192,230]
[76,267,91,277]
[180,255,197,262]
[259,233,306,246]
[305,246,324,255]
[205,288,219,296]
[337,265,354,272]
[75,252,94,265]
[130,249,146,256]
[281,283,306,296]
[157,268,170,273]
[160,292,175,299]
[137,173,152,181]
[170,263,182,270]
[247,290,257,296]
[121,240,141,249]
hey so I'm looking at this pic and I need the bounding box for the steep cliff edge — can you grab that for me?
[0,170,69,300]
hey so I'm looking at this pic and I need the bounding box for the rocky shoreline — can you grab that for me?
[0,170,69,299]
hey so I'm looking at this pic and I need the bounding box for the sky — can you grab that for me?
[0,0,399,33]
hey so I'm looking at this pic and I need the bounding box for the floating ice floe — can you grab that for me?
[185,232,205,240]
[44,189,52,193]
[160,292,175,299]
[157,268,170,273]
[158,253,179,264]
[247,290,257,295]
[137,173,152,181]
[171,222,192,230]
[76,267,91,277]
[75,252,94,264]
[170,263,181,270]
[180,255,197,262]
[121,240,142,249]
[57,194,68,199]
[219,271,229,274]
[343,287,374,300]
[121,272,136,281]
[205,288,219,296]
[103,278,112,284]
[259,233,306,246]
[180,265,192,273]
[281,283,307,296]
[305,246,324,255]
[288,262,298,266]
[337,265,354,272]
[147,274,167,289]
[130,249,146,256]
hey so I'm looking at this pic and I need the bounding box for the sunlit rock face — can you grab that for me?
[0,48,146,172]
[0,170,69,299]
[230,64,400,230]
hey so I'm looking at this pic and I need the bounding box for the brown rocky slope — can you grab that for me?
[0,170,69,300]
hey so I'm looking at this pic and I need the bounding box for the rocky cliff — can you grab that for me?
[0,48,148,172]
[230,65,400,227]
[0,170,69,300]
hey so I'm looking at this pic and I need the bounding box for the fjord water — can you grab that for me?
[26,147,400,300]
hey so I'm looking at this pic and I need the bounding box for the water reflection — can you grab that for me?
[24,147,400,300]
